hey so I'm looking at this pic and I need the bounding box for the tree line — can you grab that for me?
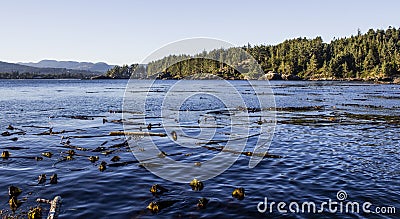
[108,27,400,80]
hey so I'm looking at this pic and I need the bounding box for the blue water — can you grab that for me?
[0,79,399,218]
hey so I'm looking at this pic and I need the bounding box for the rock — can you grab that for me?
[393,78,400,84]
[282,74,301,80]
[260,71,282,80]
[377,77,392,82]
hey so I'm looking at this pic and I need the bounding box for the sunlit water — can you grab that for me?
[0,79,399,218]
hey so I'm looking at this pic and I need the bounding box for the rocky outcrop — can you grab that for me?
[260,71,282,80]
[259,71,302,80]
[282,74,301,80]
[90,75,113,80]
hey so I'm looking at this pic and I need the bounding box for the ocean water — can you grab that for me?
[0,79,399,218]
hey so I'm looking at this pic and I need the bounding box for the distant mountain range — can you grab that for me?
[18,60,114,73]
[0,61,101,79]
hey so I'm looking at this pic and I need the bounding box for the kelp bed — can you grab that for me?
[0,107,282,218]
[2,102,399,217]
[1,80,399,217]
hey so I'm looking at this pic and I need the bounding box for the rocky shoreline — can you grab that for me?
[89,72,400,84]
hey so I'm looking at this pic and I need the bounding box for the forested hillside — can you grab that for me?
[108,27,400,81]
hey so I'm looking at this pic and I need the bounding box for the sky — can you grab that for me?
[0,0,399,65]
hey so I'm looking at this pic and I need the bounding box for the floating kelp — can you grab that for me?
[27,207,42,219]
[1,150,10,159]
[60,136,71,145]
[189,178,204,191]
[240,151,282,158]
[8,186,23,213]
[202,146,282,158]
[147,200,179,213]
[150,184,169,195]
[60,144,90,151]
[109,109,142,114]
[36,128,66,135]
[50,174,58,184]
[159,151,182,157]
[146,123,162,130]
[196,133,262,145]
[147,201,159,213]
[9,196,21,212]
[3,131,25,137]
[108,160,138,167]
[341,103,385,109]
[108,141,129,149]
[66,150,75,156]
[197,197,209,209]
[10,137,18,141]
[232,187,245,200]
[102,150,113,156]
[202,145,224,152]
[6,125,15,130]
[171,131,177,141]
[1,151,46,160]
[110,156,120,162]
[99,161,107,171]
[38,174,46,184]
[344,113,400,124]
[109,119,124,124]
[42,152,53,158]
[8,186,22,198]
[1,131,11,136]
[2,146,27,150]
[92,146,107,152]
[109,131,167,137]
[272,106,324,112]
[62,115,98,120]
[88,156,99,163]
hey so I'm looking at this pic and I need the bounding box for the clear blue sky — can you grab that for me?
[1,0,399,65]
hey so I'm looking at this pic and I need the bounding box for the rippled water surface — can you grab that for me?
[0,79,399,218]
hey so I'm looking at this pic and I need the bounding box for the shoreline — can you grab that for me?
[0,77,399,84]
